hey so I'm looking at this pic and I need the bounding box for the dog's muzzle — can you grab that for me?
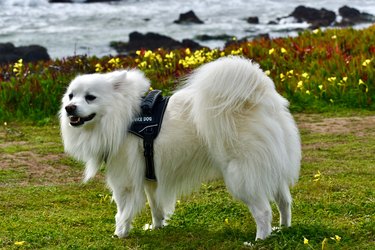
[65,104,96,127]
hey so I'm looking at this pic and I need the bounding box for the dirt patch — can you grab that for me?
[296,114,375,136]
[0,150,83,187]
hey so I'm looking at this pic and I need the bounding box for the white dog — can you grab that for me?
[60,56,301,241]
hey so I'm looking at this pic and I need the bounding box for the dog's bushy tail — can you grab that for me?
[183,56,287,154]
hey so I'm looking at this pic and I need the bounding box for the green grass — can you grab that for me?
[0,113,374,249]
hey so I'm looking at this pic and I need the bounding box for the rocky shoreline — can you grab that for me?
[1,5,374,64]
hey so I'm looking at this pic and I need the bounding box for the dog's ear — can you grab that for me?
[107,70,127,90]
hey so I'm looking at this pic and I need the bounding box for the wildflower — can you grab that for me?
[136,50,142,56]
[287,70,294,76]
[281,47,287,54]
[362,59,372,67]
[327,77,336,82]
[333,235,341,242]
[231,47,243,55]
[269,48,275,55]
[14,241,26,246]
[108,57,121,68]
[280,73,285,79]
[331,35,337,40]
[149,87,154,91]
[177,200,181,205]
[297,81,303,89]
[144,50,153,58]
[342,76,348,82]
[318,85,323,90]
[313,28,320,34]
[95,63,103,72]
[224,218,229,224]
[302,72,309,79]
[330,99,334,103]
[13,59,23,76]
[303,237,309,245]
[220,52,226,57]
[313,170,321,181]
[143,223,152,230]
[358,79,368,93]
[305,90,310,95]
[185,48,191,55]
[265,70,271,76]
[4,122,7,126]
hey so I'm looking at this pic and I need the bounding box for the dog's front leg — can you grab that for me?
[112,186,146,238]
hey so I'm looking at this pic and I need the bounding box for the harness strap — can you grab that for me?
[129,90,169,181]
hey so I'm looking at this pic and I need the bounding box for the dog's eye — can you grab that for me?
[85,94,96,102]
[68,93,73,100]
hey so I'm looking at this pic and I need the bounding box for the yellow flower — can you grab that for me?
[328,77,336,82]
[318,85,323,90]
[306,90,310,95]
[331,35,337,40]
[14,241,26,246]
[297,81,303,89]
[265,70,271,76]
[302,72,309,78]
[335,235,341,242]
[95,63,103,72]
[313,170,321,182]
[136,50,142,56]
[13,59,24,76]
[224,218,229,224]
[303,237,309,245]
[342,76,348,82]
[185,48,191,55]
[362,59,371,67]
[269,48,275,55]
[281,47,287,54]
[280,73,285,79]
[313,28,320,34]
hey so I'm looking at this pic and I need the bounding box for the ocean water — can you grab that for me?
[0,0,374,58]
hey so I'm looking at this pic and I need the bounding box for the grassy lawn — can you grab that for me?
[0,112,374,249]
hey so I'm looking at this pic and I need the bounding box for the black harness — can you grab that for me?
[129,90,169,181]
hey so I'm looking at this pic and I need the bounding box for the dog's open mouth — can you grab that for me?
[69,113,96,127]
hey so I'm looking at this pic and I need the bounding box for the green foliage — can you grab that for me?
[0,114,374,249]
[1,26,375,121]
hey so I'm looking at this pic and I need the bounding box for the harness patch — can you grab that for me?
[129,90,169,181]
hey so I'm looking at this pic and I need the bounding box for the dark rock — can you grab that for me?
[110,32,204,54]
[195,34,233,41]
[181,39,203,50]
[338,5,375,25]
[174,10,204,24]
[0,43,50,64]
[290,5,336,27]
[246,16,259,24]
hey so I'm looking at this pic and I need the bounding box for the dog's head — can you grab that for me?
[61,70,150,128]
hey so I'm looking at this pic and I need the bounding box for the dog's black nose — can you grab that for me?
[65,104,77,115]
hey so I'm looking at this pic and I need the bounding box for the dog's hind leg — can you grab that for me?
[112,186,146,238]
[144,182,165,229]
[275,185,292,227]
[222,161,272,240]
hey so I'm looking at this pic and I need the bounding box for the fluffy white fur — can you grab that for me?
[60,56,301,241]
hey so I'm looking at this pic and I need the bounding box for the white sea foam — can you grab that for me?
[0,0,374,58]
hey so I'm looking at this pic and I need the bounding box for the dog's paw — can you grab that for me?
[243,241,255,247]
[143,223,153,231]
